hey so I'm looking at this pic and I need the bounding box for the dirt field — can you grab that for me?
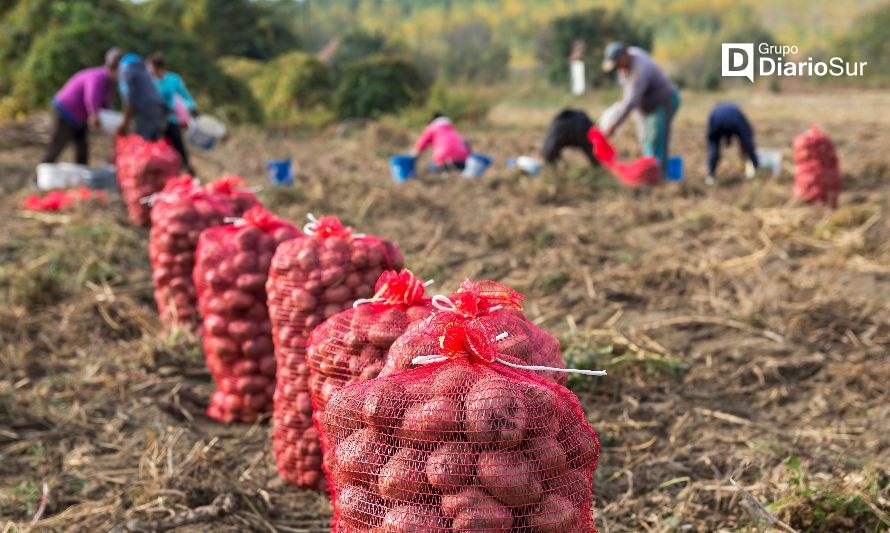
[1,89,888,532]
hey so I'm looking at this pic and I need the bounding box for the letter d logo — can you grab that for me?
[722,43,754,82]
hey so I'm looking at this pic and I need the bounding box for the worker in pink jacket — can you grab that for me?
[411,113,470,171]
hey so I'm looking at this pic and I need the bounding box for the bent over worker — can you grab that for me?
[117,54,167,141]
[42,48,122,165]
[706,102,759,186]
[601,42,680,173]
[411,113,470,172]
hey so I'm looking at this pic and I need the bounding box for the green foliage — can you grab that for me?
[0,1,261,123]
[218,56,264,85]
[836,3,890,83]
[765,456,889,530]
[538,9,653,87]
[333,55,429,119]
[0,0,127,96]
[141,0,300,60]
[404,78,491,125]
[440,22,510,85]
[329,29,400,73]
[665,6,781,90]
[249,52,335,126]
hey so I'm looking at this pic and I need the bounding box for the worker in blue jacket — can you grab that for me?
[707,103,759,186]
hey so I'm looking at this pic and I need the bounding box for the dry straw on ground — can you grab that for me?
[2,91,889,531]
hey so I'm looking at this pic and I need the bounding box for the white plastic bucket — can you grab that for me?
[461,154,493,179]
[36,163,90,190]
[516,156,542,176]
[98,109,123,135]
[187,114,226,150]
[757,148,783,176]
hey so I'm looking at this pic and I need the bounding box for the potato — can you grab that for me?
[324,384,365,438]
[378,448,431,501]
[223,289,255,311]
[397,396,462,443]
[368,308,409,346]
[524,385,563,438]
[363,380,407,429]
[337,483,384,528]
[560,428,599,469]
[379,505,445,533]
[524,436,567,478]
[544,469,589,501]
[452,504,514,530]
[334,428,391,485]
[430,365,478,398]
[227,320,257,342]
[234,226,262,251]
[477,450,543,506]
[425,442,477,493]
[232,251,258,272]
[526,494,581,532]
[463,377,528,448]
[236,273,266,293]
[242,336,273,359]
[204,314,228,336]
[441,487,489,518]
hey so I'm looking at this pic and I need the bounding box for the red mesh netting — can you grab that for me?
[588,127,660,186]
[267,215,404,490]
[382,279,567,386]
[114,134,182,227]
[205,175,260,215]
[194,206,301,424]
[149,176,234,329]
[793,125,841,208]
[307,270,433,469]
[321,313,599,532]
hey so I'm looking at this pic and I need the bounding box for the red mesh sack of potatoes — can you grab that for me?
[588,126,660,186]
[114,134,182,227]
[307,270,432,445]
[149,176,234,329]
[793,125,841,208]
[205,175,261,215]
[267,215,405,490]
[194,205,301,424]
[382,279,568,385]
[321,312,600,532]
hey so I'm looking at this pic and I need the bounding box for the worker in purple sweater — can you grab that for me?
[42,48,123,166]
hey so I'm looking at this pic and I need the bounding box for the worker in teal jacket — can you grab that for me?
[148,52,197,175]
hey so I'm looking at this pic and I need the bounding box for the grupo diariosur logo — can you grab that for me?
[722,43,867,82]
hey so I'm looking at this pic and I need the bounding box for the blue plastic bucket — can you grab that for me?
[666,155,684,182]
[266,159,293,186]
[461,154,493,179]
[389,155,416,183]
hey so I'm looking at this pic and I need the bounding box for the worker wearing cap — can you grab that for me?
[116,54,167,141]
[42,48,122,165]
[601,42,680,173]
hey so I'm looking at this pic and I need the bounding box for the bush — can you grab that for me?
[440,22,510,85]
[663,7,781,90]
[248,52,335,126]
[402,79,491,127]
[333,55,429,119]
[0,0,128,96]
[329,30,397,73]
[4,3,262,123]
[218,57,264,85]
[836,3,890,84]
[538,9,652,88]
[141,0,299,60]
